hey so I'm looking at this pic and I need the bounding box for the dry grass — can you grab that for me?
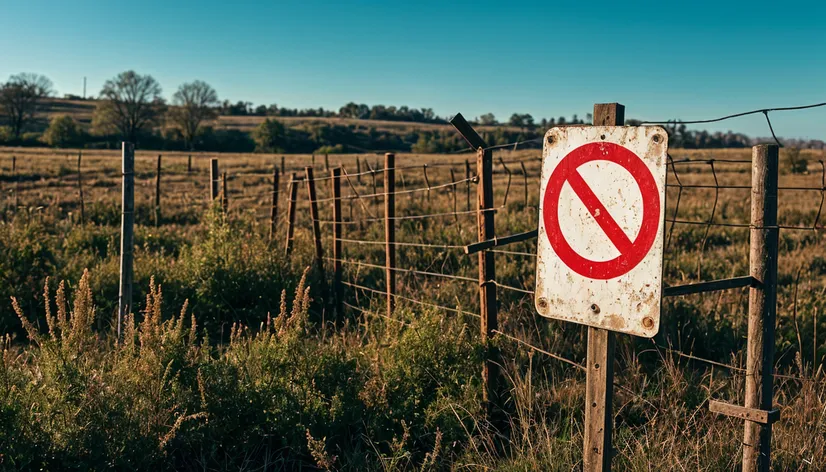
[1,144,825,470]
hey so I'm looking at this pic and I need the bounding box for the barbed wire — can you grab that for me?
[642,100,826,148]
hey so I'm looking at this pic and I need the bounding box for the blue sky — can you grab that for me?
[1,0,825,139]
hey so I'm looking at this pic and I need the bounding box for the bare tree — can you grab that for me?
[168,81,219,150]
[0,73,53,139]
[94,71,165,143]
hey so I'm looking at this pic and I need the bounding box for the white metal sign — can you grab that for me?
[534,126,668,337]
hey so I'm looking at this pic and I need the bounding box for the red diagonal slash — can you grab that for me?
[565,169,634,254]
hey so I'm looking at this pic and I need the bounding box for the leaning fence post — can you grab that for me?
[284,173,298,255]
[269,167,280,241]
[742,144,779,472]
[77,151,85,224]
[477,146,499,417]
[118,142,135,340]
[331,167,343,316]
[209,158,219,201]
[583,102,624,472]
[305,167,326,296]
[385,153,396,318]
[154,154,162,226]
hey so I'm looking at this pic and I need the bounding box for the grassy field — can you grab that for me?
[35,98,521,135]
[0,145,824,470]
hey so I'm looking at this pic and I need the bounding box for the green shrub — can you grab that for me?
[785,147,808,174]
[42,115,83,148]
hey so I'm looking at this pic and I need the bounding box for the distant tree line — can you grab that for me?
[1,71,824,153]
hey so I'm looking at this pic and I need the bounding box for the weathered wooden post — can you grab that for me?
[269,168,280,241]
[221,172,228,214]
[331,167,343,316]
[450,113,499,423]
[356,157,362,184]
[742,144,780,472]
[77,151,85,224]
[118,142,135,340]
[384,153,396,317]
[477,145,499,417]
[209,158,219,201]
[12,155,18,209]
[305,167,326,301]
[154,154,162,226]
[520,161,529,206]
[187,154,192,173]
[583,103,624,472]
[324,153,330,172]
[465,159,471,211]
[284,173,298,255]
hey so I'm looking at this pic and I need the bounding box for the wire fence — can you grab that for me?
[2,103,826,468]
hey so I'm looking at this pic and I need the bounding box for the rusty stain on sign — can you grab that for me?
[534,126,668,337]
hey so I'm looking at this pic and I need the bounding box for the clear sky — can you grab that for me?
[1,0,825,139]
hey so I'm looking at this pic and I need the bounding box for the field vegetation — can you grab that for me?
[0,145,824,470]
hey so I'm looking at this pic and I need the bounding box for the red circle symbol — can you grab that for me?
[543,142,661,280]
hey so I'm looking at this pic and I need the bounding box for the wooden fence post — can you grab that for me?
[118,142,135,340]
[305,167,325,294]
[584,103,624,472]
[743,144,779,472]
[312,154,316,166]
[12,155,18,209]
[77,151,85,225]
[324,153,330,172]
[465,159,471,211]
[269,168,280,241]
[356,157,362,184]
[477,146,499,417]
[284,173,298,255]
[520,161,529,206]
[187,154,192,173]
[385,153,396,318]
[221,172,228,214]
[331,167,343,316]
[209,158,219,201]
[154,154,162,226]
